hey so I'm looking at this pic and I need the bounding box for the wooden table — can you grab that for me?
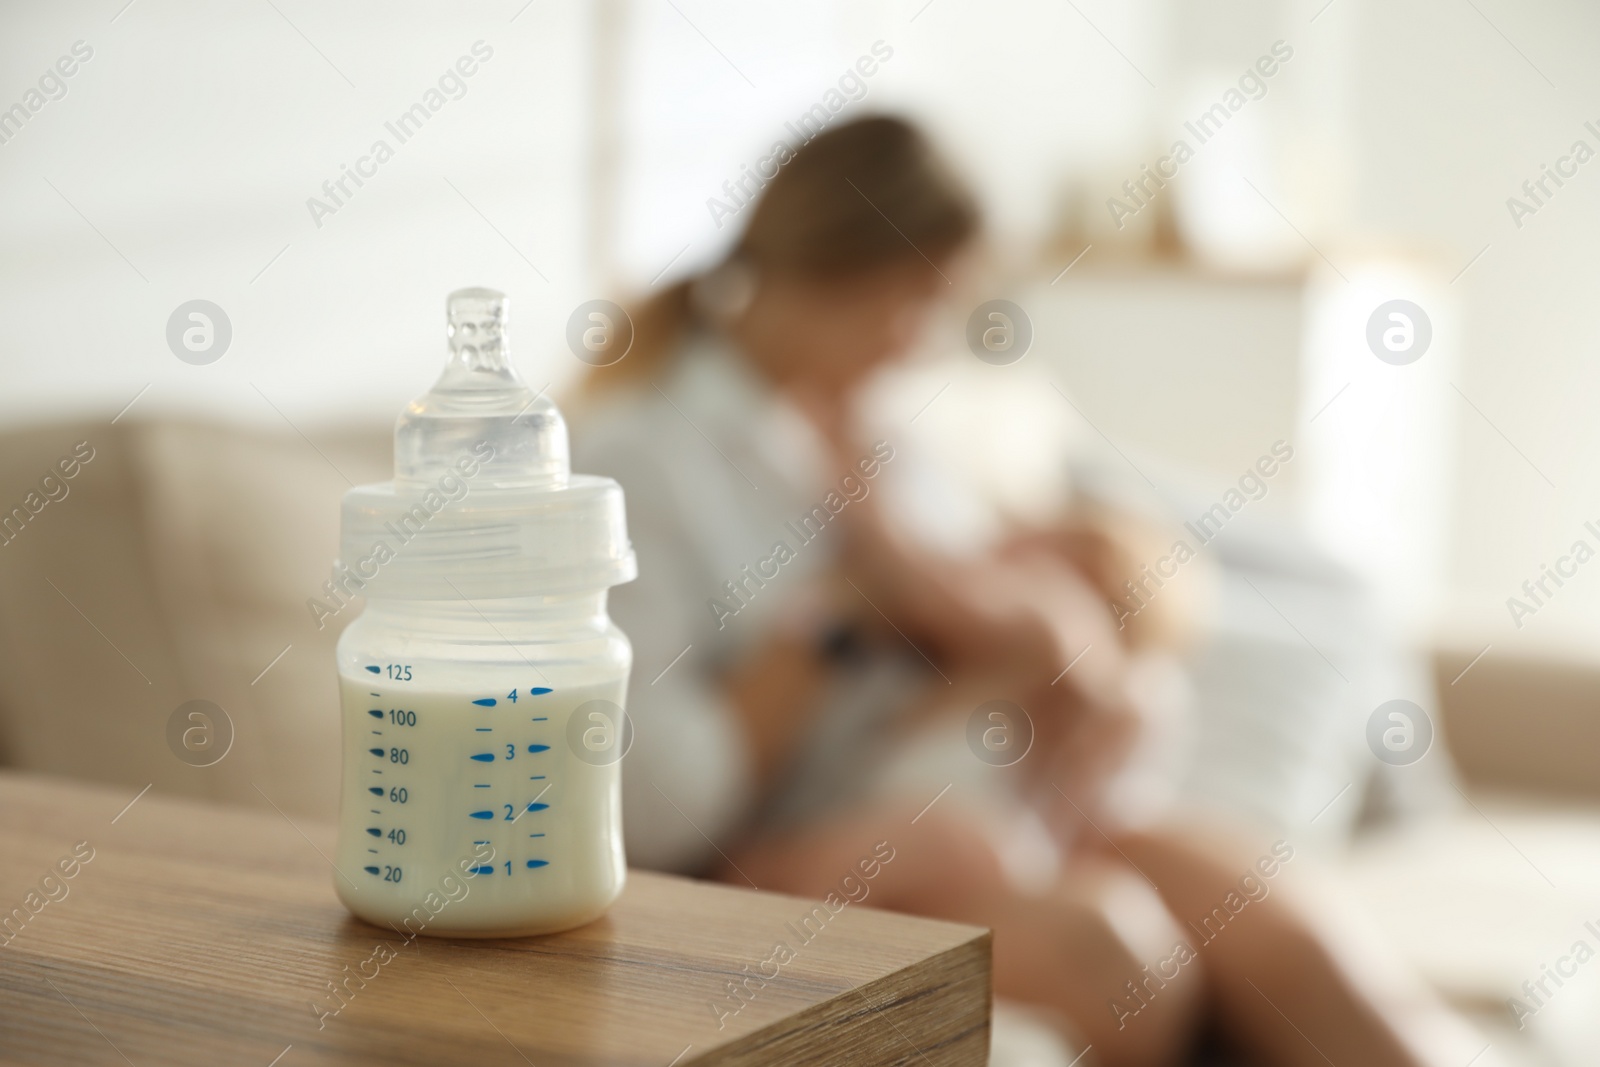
[0,773,989,1065]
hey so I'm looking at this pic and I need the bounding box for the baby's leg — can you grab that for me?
[726,802,1205,1067]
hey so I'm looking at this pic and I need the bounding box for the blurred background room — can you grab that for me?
[3,0,1600,1064]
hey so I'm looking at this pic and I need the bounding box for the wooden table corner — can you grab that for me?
[0,772,992,1066]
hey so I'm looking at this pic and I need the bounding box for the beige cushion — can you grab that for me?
[0,418,387,819]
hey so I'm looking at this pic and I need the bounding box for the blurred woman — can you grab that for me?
[571,116,1486,1067]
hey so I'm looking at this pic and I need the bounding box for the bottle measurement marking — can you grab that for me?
[345,678,596,918]
[481,688,553,707]
[470,800,549,821]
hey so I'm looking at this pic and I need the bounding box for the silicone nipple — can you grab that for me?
[393,287,569,490]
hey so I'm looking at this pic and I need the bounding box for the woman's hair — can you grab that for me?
[584,115,979,392]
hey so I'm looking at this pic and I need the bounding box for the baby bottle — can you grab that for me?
[332,287,636,937]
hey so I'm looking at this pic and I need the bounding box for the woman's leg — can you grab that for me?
[725,802,1206,1067]
[1111,824,1494,1067]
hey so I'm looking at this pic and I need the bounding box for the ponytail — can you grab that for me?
[575,277,696,398]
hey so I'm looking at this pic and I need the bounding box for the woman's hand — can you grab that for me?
[720,627,832,784]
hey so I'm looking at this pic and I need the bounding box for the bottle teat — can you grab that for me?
[394,288,569,490]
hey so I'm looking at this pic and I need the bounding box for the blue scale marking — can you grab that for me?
[365,666,381,674]
[368,787,383,796]
[474,784,490,789]
[469,810,494,820]
[364,865,380,875]
[368,709,383,718]
[475,727,492,732]
[525,802,549,812]
[526,860,548,869]
[472,698,496,707]
[468,865,495,875]
[531,717,548,722]
[470,753,494,762]
[527,744,550,753]
[530,687,552,695]
[366,828,381,837]
[369,748,384,757]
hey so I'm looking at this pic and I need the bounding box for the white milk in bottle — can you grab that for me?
[332,287,636,937]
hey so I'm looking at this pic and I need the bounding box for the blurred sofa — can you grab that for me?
[0,417,389,819]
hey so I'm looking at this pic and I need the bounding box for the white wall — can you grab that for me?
[1342,0,1600,654]
[0,0,596,427]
